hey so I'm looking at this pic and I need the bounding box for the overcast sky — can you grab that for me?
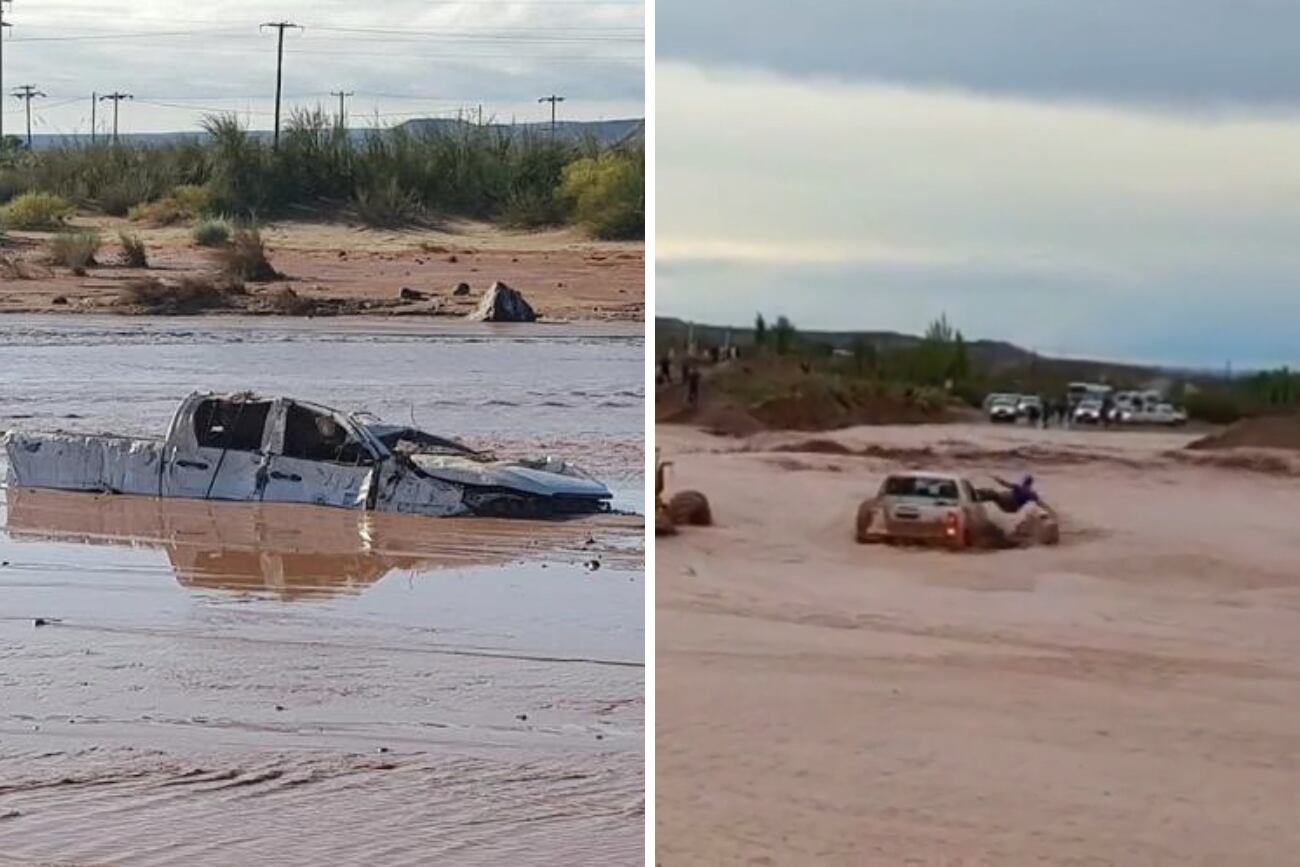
[0,0,643,136]
[657,0,1300,368]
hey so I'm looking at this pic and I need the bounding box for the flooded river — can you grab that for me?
[0,317,645,866]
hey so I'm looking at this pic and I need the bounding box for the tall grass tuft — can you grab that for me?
[48,231,102,272]
[210,228,280,282]
[118,231,149,268]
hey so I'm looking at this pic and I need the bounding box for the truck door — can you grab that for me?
[261,401,375,509]
[162,396,272,501]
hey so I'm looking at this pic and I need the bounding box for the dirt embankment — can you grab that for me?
[0,218,644,322]
[657,358,953,436]
[1188,412,1300,452]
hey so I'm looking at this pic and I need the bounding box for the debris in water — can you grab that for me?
[516,713,528,721]
[585,559,602,572]
[377,746,390,754]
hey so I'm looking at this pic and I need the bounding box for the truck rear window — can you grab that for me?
[883,476,959,499]
[194,398,272,451]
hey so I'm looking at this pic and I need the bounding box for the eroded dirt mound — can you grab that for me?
[656,386,767,437]
[750,388,948,431]
[667,490,713,527]
[1187,413,1300,452]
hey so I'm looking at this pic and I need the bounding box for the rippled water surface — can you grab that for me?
[0,317,645,867]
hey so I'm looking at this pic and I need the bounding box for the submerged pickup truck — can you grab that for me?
[2,392,613,519]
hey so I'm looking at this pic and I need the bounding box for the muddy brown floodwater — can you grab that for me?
[0,317,644,867]
[658,422,1300,866]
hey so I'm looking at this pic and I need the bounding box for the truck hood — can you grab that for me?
[407,454,612,500]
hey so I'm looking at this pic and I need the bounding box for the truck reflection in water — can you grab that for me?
[4,488,620,600]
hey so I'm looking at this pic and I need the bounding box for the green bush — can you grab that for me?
[129,184,214,226]
[0,171,23,205]
[192,218,232,247]
[559,151,644,240]
[48,230,101,271]
[2,192,75,230]
[0,116,644,235]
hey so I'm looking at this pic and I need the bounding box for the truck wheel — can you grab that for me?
[855,499,878,543]
[668,490,712,526]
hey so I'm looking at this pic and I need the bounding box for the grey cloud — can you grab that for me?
[657,0,1300,109]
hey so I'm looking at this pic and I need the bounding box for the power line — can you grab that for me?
[260,21,302,149]
[539,93,564,134]
[1,0,12,147]
[12,83,44,147]
[99,91,132,142]
[329,89,354,127]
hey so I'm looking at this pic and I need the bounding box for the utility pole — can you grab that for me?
[329,89,353,128]
[91,91,96,143]
[99,91,132,143]
[261,21,301,149]
[12,84,43,149]
[538,94,564,135]
[1,0,13,150]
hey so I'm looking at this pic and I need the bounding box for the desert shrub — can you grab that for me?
[48,231,101,271]
[95,176,154,217]
[192,218,232,247]
[129,184,214,226]
[118,275,237,313]
[118,231,148,268]
[352,176,421,228]
[210,228,280,282]
[2,191,75,230]
[500,188,563,229]
[559,150,644,240]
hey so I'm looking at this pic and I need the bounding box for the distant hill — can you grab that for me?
[656,316,1216,389]
[397,117,644,147]
[25,117,644,151]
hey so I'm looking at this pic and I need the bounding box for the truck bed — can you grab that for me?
[3,431,166,496]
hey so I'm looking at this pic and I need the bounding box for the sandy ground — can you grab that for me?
[0,217,644,322]
[657,421,1300,866]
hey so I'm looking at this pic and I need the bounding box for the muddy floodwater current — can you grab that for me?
[0,317,645,866]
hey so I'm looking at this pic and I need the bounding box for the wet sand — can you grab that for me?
[0,218,644,322]
[0,319,644,866]
[657,422,1300,866]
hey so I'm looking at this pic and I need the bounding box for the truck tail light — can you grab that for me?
[944,513,959,537]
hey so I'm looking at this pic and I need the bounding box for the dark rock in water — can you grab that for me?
[466,281,537,322]
[52,296,69,306]
[452,282,471,296]
[34,618,49,627]
[398,287,425,301]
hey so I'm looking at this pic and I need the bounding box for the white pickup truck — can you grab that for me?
[3,392,612,519]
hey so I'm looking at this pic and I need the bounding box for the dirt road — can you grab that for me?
[657,422,1300,866]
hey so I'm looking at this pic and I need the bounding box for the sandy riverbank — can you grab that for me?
[0,218,644,322]
[657,421,1300,865]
